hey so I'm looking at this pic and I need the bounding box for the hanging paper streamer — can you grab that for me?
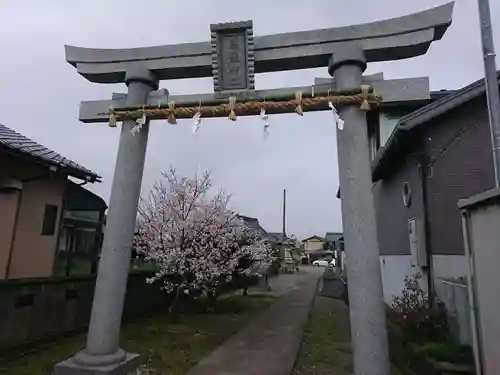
[228,96,237,121]
[360,84,371,111]
[192,108,202,134]
[329,101,344,130]
[167,102,177,124]
[260,107,270,138]
[294,91,304,116]
[108,107,117,128]
[131,108,147,135]
[140,107,147,125]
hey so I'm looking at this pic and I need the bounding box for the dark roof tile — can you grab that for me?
[0,123,101,182]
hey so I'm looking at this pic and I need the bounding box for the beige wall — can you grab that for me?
[0,153,67,279]
[304,238,324,253]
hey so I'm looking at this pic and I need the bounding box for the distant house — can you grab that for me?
[324,232,344,251]
[0,124,106,279]
[324,232,344,269]
[267,232,294,246]
[237,215,269,240]
[302,235,325,261]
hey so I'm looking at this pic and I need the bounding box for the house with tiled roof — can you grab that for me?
[0,124,106,279]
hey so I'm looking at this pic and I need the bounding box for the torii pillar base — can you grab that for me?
[55,352,140,375]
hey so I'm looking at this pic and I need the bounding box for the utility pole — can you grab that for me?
[282,189,287,240]
[478,0,500,187]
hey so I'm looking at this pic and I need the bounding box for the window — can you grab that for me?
[41,204,58,235]
[379,113,400,147]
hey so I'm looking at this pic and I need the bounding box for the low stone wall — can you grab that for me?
[0,271,169,354]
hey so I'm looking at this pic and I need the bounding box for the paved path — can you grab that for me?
[185,268,321,375]
[249,266,322,296]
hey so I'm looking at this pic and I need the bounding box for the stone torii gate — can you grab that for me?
[55,4,454,375]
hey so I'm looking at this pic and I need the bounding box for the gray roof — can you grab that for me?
[325,232,343,242]
[302,235,324,242]
[0,123,101,182]
[267,232,297,245]
[372,72,500,182]
[238,215,269,239]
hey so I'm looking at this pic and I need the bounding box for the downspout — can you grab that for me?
[52,181,69,277]
[5,189,23,279]
[418,153,435,305]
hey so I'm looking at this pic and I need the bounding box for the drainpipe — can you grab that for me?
[417,154,435,305]
[52,181,69,277]
[5,188,23,279]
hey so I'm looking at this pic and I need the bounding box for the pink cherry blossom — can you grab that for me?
[134,168,273,295]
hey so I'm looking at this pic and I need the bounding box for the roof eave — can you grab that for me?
[1,145,101,183]
[66,168,102,183]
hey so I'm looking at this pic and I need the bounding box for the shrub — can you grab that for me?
[390,273,448,343]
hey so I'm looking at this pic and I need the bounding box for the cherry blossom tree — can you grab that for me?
[134,168,272,313]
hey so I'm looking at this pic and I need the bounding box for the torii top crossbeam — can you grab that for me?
[65,3,454,84]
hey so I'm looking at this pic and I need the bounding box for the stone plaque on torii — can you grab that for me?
[55,4,454,375]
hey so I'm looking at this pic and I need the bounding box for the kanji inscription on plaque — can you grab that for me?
[210,21,255,92]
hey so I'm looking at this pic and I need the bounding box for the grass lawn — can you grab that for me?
[0,294,275,375]
[293,296,402,375]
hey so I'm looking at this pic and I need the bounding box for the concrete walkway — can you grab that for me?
[249,267,321,297]
[185,268,321,375]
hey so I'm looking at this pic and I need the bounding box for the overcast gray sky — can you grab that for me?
[0,0,498,239]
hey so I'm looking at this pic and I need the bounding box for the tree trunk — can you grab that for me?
[207,290,217,312]
[168,285,183,322]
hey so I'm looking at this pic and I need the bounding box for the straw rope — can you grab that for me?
[106,92,381,125]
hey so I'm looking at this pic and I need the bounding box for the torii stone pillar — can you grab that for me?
[329,44,389,375]
[55,67,159,375]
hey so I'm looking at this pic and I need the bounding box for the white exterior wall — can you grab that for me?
[378,255,468,303]
[379,253,472,345]
[432,254,468,279]
[379,255,427,305]
[432,254,471,346]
